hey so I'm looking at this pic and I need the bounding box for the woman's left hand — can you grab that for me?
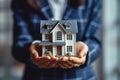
[59,41,88,69]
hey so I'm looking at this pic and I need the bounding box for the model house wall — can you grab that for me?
[51,23,65,42]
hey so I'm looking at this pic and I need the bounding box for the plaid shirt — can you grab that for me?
[11,0,101,80]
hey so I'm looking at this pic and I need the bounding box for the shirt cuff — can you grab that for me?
[32,40,41,44]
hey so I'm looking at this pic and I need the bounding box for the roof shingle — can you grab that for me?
[40,20,78,33]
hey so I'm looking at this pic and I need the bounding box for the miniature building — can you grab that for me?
[40,20,78,56]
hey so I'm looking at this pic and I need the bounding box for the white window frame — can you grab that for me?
[56,31,62,40]
[67,46,72,52]
[67,34,72,40]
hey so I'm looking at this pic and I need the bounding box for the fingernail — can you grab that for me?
[47,56,51,59]
[59,57,62,60]
[80,54,83,57]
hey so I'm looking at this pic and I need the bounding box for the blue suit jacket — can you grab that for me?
[11,0,101,80]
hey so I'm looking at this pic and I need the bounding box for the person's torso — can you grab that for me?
[21,0,96,80]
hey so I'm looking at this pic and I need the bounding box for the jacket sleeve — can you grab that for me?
[11,0,33,63]
[82,0,102,66]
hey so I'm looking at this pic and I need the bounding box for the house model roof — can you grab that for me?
[40,20,78,33]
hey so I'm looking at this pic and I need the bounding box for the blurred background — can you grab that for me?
[0,0,120,80]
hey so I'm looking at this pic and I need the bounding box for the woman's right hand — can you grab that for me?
[29,43,59,69]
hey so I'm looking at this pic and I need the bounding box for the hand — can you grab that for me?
[29,43,59,69]
[27,0,37,9]
[27,0,42,9]
[59,41,88,69]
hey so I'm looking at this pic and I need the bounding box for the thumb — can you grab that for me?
[29,44,39,59]
[31,49,39,59]
[78,50,85,58]
[78,48,88,58]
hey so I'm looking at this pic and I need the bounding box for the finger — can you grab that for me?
[51,56,59,61]
[76,42,88,58]
[50,56,59,68]
[59,60,72,69]
[36,57,51,69]
[69,57,82,64]
[38,56,51,65]
[60,57,69,61]
[41,56,54,67]
[33,56,51,67]
[42,61,58,69]
[41,56,51,59]
[78,50,86,58]
[32,58,40,66]
[60,57,74,68]
[66,58,81,68]
[66,60,74,66]
[65,61,74,68]
[37,56,51,62]
[38,61,52,69]
[48,60,58,68]
[30,44,41,59]
[40,56,58,63]
[61,62,70,68]
[59,63,68,69]
[80,56,86,65]
[31,50,39,59]
[73,64,81,67]
[69,56,87,66]
[77,46,88,58]
[44,57,59,68]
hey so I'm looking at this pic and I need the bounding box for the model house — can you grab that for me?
[40,20,78,56]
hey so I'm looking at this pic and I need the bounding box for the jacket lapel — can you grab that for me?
[63,5,80,20]
[40,0,79,20]
[40,0,53,19]
[40,0,73,20]
[63,5,73,20]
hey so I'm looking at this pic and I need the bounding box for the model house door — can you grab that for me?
[57,46,62,55]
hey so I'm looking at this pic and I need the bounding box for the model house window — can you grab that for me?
[45,34,49,40]
[66,25,71,29]
[45,34,52,41]
[67,34,72,40]
[47,25,52,29]
[65,23,71,29]
[57,31,62,40]
[67,46,72,52]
